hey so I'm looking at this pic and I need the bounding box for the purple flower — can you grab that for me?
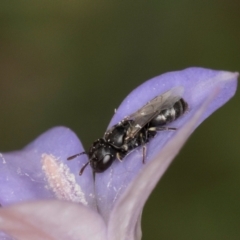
[0,67,238,240]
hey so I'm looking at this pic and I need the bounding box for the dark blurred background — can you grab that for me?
[0,1,239,239]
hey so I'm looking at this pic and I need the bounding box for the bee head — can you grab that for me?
[89,138,117,173]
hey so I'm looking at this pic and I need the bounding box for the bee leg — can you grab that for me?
[149,126,177,132]
[67,152,87,160]
[116,152,123,162]
[79,162,90,175]
[140,131,147,164]
[142,145,146,164]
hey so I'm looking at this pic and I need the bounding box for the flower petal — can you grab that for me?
[107,88,214,240]
[94,68,238,222]
[0,127,96,209]
[0,200,106,240]
[0,231,15,240]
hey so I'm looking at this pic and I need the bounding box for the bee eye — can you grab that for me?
[92,154,114,173]
[103,154,111,164]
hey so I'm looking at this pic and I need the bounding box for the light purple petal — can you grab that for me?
[0,127,96,209]
[94,67,238,222]
[108,88,214,240]
[0,231,15,240]
[0,200,107,240]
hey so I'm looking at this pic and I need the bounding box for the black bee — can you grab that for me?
[67,87,188,175]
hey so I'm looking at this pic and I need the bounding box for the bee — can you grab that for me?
[67,86,188,175]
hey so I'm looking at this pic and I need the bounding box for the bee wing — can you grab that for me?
[126,86,184,138]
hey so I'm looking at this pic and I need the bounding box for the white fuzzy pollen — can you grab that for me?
[41,154,88,205]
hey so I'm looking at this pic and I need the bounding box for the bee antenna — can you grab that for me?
[67,152,87,160]
[79,162,90,175]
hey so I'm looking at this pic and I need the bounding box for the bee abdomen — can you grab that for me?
[174,98,188,119]
[149,98,188,127]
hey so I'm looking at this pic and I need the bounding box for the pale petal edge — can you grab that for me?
[0,200,107,240]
